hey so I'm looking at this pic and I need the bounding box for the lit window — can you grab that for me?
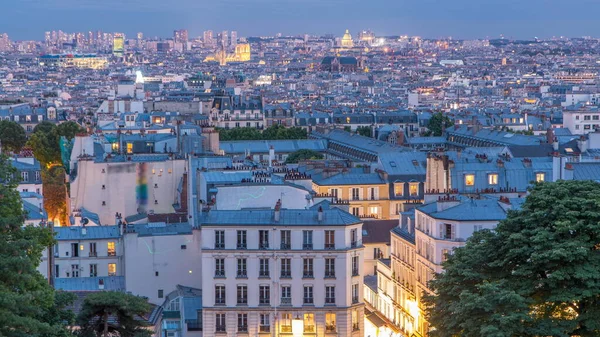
[536,173,545,182]
[409,183,419,197]
[394,183,403,196]
[488,173,498,185]
[126,143,133,154]
[107,242,116,256]
[465,174,475,186]
[111,143,119,152]
[108,263,116,276]
[368,206,379,216]
[303,313,315,333]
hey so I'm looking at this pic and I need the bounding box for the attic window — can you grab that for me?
[389,161,397,167]
[565,148,573,153]
[412,160,419,166]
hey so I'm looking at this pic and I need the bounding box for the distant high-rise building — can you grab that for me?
[113,33,125,56]
[230,31,237,48]
[0,33,10,52]
[174,29,188,44]
[203,30,214,48]
[44,31,51,45]
[220,30,228,48]
[137,32,144,40]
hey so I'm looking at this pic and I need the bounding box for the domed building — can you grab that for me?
[340,29,354,48]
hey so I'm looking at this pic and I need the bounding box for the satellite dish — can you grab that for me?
[81,218,89,225]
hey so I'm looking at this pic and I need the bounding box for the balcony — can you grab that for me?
[238,326,248,332]
[237,271,247,278]
[280,271,291,278]
[352,296,359,304]
[303,272,314,278]
[259,271,270,278]
[352,269,359,276]
[325,272,335,278]
[259,298,270,305]
[325,325,337,333]
[304,325,315,333]
[237,243,247,249]
[303,243,313,250]
[88,252,97,257]
[214,270,225,278]
[259,326,270,333]
[280,297,291,305]
[107,251,116,257]
[216,325,226,333]
[351,241,358,248]
[303,298,314,305]
[215,243,225,249]
[237,298,248,305]
[324,243,335,250]
[259,242,269,249]
[352,323,360,331]
[215,298,225,306]
[280,243,291,250]
[325,297,336,305]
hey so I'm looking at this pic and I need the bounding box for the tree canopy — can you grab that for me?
[285,149,324,163]
[218,125,307,141]
[356,126,372,137]
[425,180,600,337]
[0,120,27,153]
[425,112,453,136]
[0,154,74,337]
[28,121,83,167]
[77,291,152,337]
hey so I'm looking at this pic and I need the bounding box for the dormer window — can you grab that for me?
[536,173,545,182]
[488,173,498,185]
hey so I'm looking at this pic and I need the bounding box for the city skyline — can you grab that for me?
[3,0,600,40]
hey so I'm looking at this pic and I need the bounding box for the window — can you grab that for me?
[442,249,450,263]
[259,230,269,249]
[237,230,247,249]
[465,174,475,186]
[302,230,313,250]
[594,115,599,121]
[89,242,97,257]
[55,264,59,278]
[303,258,314,278]
[488,173,498,185]
[303,286,313,304]
[443,223,453,240]
[237,313,248,332]
[259,314,270,332]
[259,285,270,305]
[329,188,339,199]
[215,230,225,249]
[326,313,337,332]
[71,243,79,257]
[90,264,97,277]
[352,309,359,331]
[107,242,116,256]
[281,313,292,333]
[281,258,291,278]
[126,143,133,154]
[216,313,226,332]
[35,171,40,181]
[394,182,404,196]
[325,258,335,278]
[368,206,379,217]
[536,173,545,182]
[369,187,377,200]
[351,229,358,247]
[215,285,226,305]
[325,286,336,304]
[237,285,248,305]
[237,258,247,278]
[108,263,116,276]
[280,230,291,249]
[215,258,225,277]
[21,171,28,181]
[584,115,591,121]
[352,284,359,303]
[409,183,419,197]
[325,230,335,249]
[304,313,315,332]
[351,188,360,200]
[351,207,360,216]
[158,289,164,298]
[374,247,382,259]
[281,285,291,304]
[352,256,359,276]
[259,258,269,277]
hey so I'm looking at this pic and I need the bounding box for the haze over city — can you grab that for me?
[3,0,600,39]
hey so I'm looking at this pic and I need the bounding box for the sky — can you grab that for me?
[2,0,600,40]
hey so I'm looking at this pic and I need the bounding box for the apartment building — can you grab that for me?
[200,206,365,337]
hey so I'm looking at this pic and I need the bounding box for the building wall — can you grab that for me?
[312,182,391,219]
[123,230,202,305]
[215,185,312,210]
[70,159,187,224]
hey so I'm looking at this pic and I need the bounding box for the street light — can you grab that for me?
[292,314,303,337]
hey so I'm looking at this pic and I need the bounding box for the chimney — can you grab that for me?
[546,128,555,144]
[274,199,281,222]
[553,137,559,151]
[577,136,588,153]
[269,145,275,167]
[397,129,405,146]
[318,206,323,222]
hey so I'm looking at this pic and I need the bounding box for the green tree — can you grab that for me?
[42,166,68,226]
[425,112,453,136]
[77,291,152,337]
[356,126,372,137]
[0,120,27,153]
[425,180,600,337]
[0,154,74,337]
[33,121,57,135]
[285,149,324,163]
[28,130,62,167]
[56,121,84,141]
